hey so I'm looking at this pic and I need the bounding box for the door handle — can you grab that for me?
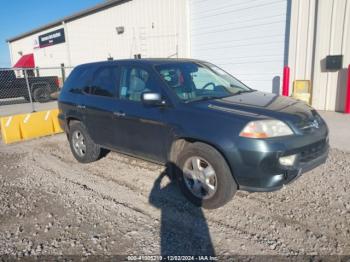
[77,105,86,109]
[113,111,126,118]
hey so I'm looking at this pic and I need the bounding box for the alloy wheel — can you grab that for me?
[72,130,86,157]
[183,156,218,199]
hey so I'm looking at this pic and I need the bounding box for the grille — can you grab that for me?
[299,139,327,163]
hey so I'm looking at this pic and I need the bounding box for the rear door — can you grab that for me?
[83,65,120,148]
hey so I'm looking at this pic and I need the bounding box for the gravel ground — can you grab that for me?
[0,134,350,259]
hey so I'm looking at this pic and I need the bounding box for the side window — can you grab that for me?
[90,67,118,97]
[119,67,157,102]
[64,66,93,93]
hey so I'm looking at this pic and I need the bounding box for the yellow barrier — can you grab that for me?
[0,115,24,144]
[0,109,64,144]
[21,111,55,140]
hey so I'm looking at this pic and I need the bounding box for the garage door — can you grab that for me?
[190,0,290,93]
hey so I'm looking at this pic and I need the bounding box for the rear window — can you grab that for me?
[63,66,94,93]
[89,66,119,97]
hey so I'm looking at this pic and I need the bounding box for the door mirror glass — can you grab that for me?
[141,92,165,106]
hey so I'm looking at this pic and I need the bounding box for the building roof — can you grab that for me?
[6,0,130,43]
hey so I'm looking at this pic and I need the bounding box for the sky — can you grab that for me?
[0,0,103,67]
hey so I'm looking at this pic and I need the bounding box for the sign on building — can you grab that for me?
[38,28,65,48]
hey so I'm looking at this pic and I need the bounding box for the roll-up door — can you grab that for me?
[190,0,290,93]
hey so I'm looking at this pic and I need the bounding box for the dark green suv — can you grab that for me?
[58,59,329,209]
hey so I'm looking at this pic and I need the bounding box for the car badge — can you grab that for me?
[310,119,319,129]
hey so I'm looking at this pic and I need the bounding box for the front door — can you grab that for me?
[111,65,170,163]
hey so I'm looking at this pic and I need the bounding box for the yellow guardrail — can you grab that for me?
[0,109,63,144]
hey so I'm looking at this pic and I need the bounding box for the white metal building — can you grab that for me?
[7,0,350,112]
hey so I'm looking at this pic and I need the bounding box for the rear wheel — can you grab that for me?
[69,122,102,163]
[176,142,237,209]
[33,86,51,103]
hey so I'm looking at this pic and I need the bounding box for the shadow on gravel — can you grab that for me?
[149,163,215,257]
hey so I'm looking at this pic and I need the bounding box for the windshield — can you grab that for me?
[155,62,252,103]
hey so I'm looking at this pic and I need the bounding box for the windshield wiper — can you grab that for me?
[186,90,255,103]
[186,95,224,103]
[232,89,255,96]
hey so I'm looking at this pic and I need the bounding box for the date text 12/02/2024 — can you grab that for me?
[127,255,218,261]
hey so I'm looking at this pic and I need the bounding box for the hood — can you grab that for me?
[192,91,318,124]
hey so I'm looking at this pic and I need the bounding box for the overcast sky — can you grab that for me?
[0,0,102,67]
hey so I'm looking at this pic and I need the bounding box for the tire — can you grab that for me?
[68,122,102,163]
[176,142,237,209]
[33,86,51,103]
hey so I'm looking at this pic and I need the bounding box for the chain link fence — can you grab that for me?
[0,66,73,116]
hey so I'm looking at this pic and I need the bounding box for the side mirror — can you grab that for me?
[141,92,166,106]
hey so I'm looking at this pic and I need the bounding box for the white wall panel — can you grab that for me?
[190,0,290,93]
[288,0,316,84]
[312,0,349,111]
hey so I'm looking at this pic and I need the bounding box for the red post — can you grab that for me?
[282,66,290,96]
[345,65,350,114]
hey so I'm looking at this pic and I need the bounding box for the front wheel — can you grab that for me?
[176,142,237,209]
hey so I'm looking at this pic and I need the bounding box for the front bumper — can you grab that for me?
[226,127,329,192]
[239,142,329,192]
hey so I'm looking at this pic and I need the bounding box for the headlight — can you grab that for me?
[239,120,294,138]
